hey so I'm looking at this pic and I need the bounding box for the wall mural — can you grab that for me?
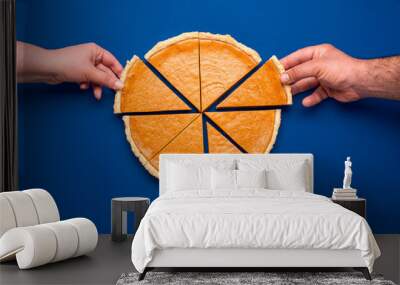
[114,32,292,177]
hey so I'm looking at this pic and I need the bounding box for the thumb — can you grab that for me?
[87,66,123,90]
[281,60,322,85]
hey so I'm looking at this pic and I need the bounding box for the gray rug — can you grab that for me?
[116,272,396,285]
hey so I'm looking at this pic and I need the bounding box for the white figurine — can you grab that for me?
[342,156,353,189]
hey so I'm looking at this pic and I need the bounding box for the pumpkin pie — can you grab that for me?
[217,56,292,108]
[206,122,241,154]
[149,115,203,171]
[114,32,290,178]
[123,114,198,176]
[145,32,201,111]
[205,110,280,153]
[114,56,190,113]
[199,32,261,110]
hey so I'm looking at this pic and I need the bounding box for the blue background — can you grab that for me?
[16,0,400,234]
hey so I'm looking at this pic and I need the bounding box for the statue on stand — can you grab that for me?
[342,156,353,189]
[333,157,357,199]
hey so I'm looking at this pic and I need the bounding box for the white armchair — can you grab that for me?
[0,189,98,269]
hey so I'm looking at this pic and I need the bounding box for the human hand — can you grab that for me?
[48,43,124,100]
[17,42,124,100]
[280,44,365,107]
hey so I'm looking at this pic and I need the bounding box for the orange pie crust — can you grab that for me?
[145,32,201,111]
[205,110,280,153]
[217,56,292,108]
[114,56,190,113]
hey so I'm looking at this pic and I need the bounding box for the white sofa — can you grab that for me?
[0,189,98,269]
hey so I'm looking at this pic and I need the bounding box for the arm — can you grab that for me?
[355,56,400,101]
[280,44,400,107]
[17,41,124,100]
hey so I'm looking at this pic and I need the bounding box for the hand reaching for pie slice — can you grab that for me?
[279,44,400,107]
[17,41,124,100]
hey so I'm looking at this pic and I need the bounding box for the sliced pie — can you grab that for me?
[145,32,201,111]
[149,115,203,172]
[123,114,198,176]
[206,122,241,154]
[217,56,292,108]
[114,56,190,113]
[199,32,261,110]
[115,32,289,178]
[205,110,280,153]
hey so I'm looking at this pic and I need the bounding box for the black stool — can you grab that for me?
[111,197,150,242]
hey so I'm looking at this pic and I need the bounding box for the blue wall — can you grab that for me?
[17,0,400,234]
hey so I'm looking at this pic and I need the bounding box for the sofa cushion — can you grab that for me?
[0,196,17,238]
[0,218,97,269]
[23,189,60,224]
[0,192,39,227]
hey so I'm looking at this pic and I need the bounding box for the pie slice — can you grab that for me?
[199,32,261,110]
[217,56,292,109]
[114,56,190,113]
[149,115,204,172]
[123,114,198,176]
[206,122,241,154]
[145,32,201,111]
[205,110,280,153]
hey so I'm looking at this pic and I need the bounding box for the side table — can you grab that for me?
[111,197,150,242]
[331,198,366,218]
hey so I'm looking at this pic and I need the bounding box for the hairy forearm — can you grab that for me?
[353,56,400,100]
[17,41,59,83]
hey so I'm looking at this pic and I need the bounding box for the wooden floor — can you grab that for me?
[0,235,398,285]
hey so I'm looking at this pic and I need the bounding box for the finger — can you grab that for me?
[281,60,321,85]
[89,64,116,99]
[290,77,319,95]
[92,84,102,100]
[96,63,116,78]
[80,82,90,90]
[280,46,318,70]
[87,66,124,90]
[302,86,328,107]
[98,48,124,77]
[95,64,119,94]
